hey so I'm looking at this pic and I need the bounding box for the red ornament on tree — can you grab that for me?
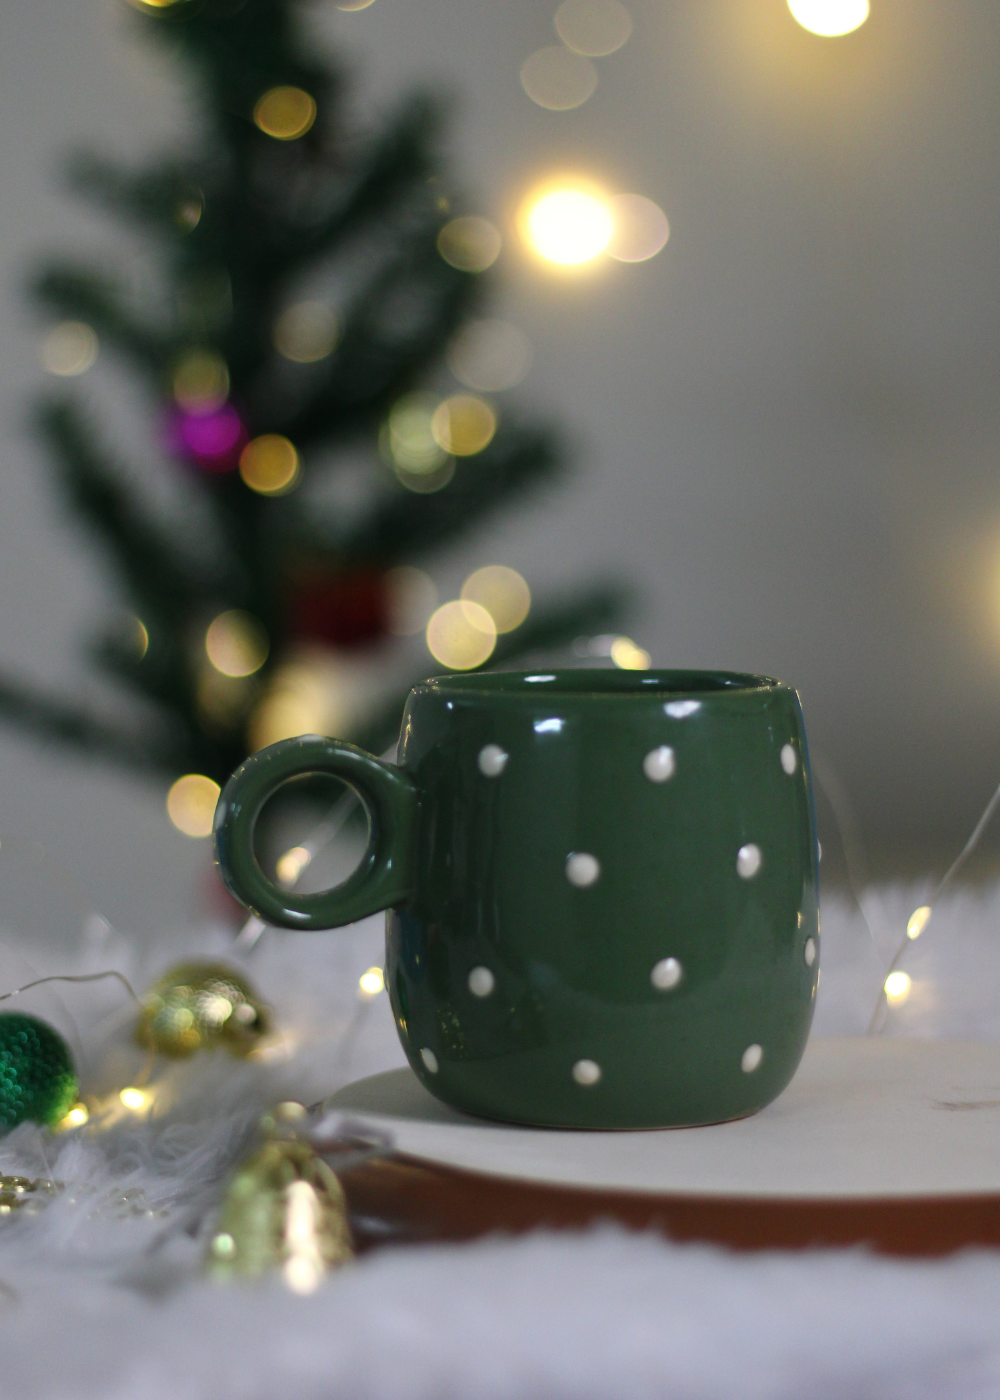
[286,567,390,648]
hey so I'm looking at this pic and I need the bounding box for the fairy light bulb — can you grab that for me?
[884,971,911,1005]
[787,0,869,37]
[907,906,931,941]
[59,1103,89,1129]
[522,185,613,266]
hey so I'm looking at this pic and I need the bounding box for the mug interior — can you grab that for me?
[418,668,778,697]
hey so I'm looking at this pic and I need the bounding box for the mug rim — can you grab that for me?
[414,668,783,698]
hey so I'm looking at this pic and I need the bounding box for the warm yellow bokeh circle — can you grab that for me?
[461,566,530,634]
[239,435,300,495]
[426,600,497,670]
[521,185,614,266]
[205,610,270,677]
[254,87,317,140]
[787,0,869,37]
[167,774,221,838]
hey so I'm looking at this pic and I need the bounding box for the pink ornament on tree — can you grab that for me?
[169,404,247,472]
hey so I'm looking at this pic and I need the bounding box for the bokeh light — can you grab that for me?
[119,1087,150,1112]
[787,0,869,36]
[273,302,339,363]
[884,970,911,1004]
[426,600,497,670]
[907,906,932,940]
[40,322,98,377]
[431,396,496,457]
[59,1103,89,1129]
[254,87,317,141]
[172,350,229,413]
[239,435,300,495]
[610,636,651,669]
[437,217,502,273]
[447,319,532,393]
[606,194,670,263]
[555,0,632,55]
[205,610,269,678]
[197,668,249,729]
[394,460,456,494]
[134,618,150,659]
[381,394,449,476]
[249,664,328,750]
[167,774,221,838]
[522,185,614,266]
[337,0,376,8]
[520,47,598,111]
[175,192,203,232]
[386,565,438,635]
[358,967,385,996]
[276,846,310,887]
[461,566,530,634]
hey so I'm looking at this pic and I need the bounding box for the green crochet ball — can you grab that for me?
[0,1014,78,1129]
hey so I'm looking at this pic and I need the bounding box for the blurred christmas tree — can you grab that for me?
[0,0,622,806]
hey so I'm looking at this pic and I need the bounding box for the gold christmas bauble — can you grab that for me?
[207,1106,353,1290]
[137,961,269,1057]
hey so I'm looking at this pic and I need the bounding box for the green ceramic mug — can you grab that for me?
[214,669,819,1129]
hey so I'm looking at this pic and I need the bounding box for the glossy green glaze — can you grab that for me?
[215,736,418,929]
[215,669,819,1129]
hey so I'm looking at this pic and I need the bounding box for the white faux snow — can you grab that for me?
[0,888,998,1399]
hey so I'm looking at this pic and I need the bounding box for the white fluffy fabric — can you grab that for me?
[0,886,999,1399]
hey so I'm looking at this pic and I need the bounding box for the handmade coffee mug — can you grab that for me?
[214,669,819,1129]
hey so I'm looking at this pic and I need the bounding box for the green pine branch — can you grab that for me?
[65,153,204,235]
[33,268,170,374]
[335,423,563,565]
[0,671,182,775]
[35,398,222,618]
[273,248,478,446]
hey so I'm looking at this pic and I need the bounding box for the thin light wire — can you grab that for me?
[810,748,885,951]
[0,970,142,1010]
[868,777,1000,1033]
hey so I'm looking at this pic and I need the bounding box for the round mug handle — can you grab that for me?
[213,735,419,931]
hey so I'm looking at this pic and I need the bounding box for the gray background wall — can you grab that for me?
[0,0,998,934]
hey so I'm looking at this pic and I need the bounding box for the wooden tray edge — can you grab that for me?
[338,1153,1000,1257]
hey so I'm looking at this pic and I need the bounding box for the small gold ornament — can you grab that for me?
[207,1103,353,1292]
[137,961,269,1057]
[0,1175,59,1216]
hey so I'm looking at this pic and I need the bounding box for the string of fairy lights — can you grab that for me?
[42,0,875,849]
